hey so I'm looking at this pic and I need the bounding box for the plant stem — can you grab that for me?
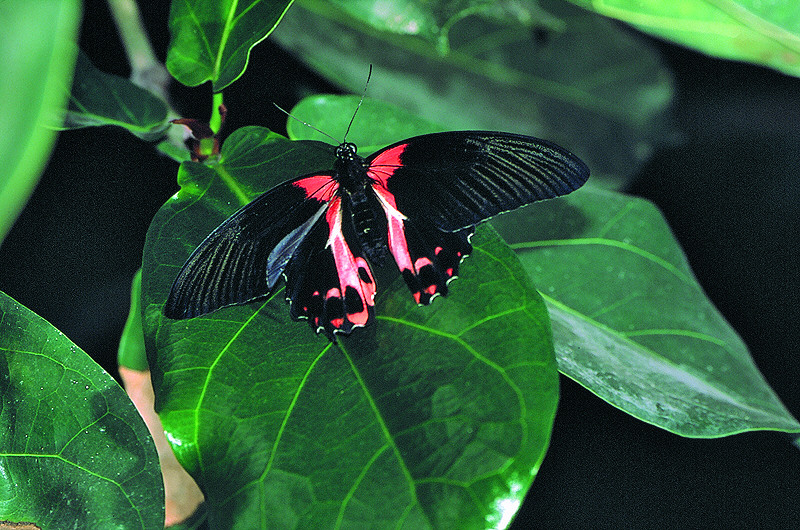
[211,92,225,134]
[106,0,170,102]
[106,0,189,160]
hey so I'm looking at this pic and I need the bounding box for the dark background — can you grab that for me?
[0,2,797,528]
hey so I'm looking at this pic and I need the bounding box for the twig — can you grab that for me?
[107,0,171,102]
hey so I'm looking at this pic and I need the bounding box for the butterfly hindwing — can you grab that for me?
[370,180,471,304]
[366,131,589,232]
[284,195,376,336]
[396,221,472,305]
[164,173,338,319]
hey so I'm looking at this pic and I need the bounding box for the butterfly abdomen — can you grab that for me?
[343,187,390,265]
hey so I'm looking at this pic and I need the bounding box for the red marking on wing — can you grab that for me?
[324,197,376,328]
[293,175,339,202]
[414,257,433,270]
[372,184,444,305]
[367,143,408,192]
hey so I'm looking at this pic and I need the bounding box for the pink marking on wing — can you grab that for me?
[414,257,433,271]
[324,197,376,328]
[293,175,339,202]
[367,143,408,192]
[435,246,443,255]
[425,285,437,295]
[326,287,341,299]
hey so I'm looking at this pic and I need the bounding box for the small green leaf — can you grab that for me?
[118,269,149,372]
[566,0,800,78]
[141,126,558,528]
[63,50,169,140]
[0,291,164,528]
[274,1,673,187]
[166,0,295,91]
[287,94,447,151]
[0,0,80,246]
[491,187,800,437]
[157,137,193,163]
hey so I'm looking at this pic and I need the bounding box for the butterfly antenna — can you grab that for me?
[342,64,372,142]
[273,103,340,144]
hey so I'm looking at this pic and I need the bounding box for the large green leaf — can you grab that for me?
[141,126,558,528]
[567,0,800,78]
[0,292,164,529]
[166,0,295,91]
[491,187,800,437]
[0,0,80,246]
[273,0,673,187]
[63,50,170,141]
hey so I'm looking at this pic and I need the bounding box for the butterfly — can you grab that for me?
[164,130,589,338]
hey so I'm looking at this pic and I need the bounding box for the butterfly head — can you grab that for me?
[335,142,359,162]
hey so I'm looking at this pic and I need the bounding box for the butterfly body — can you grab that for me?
[332,144,392,265]
[165,131,589,338]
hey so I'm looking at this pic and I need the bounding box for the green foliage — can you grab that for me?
[63,51,170,140]
[166,0,295,91]
[4,0,799,528]
[143,126,558,528]
[292,95,800,438]
[0,292,163,529]
[273,0,674,187]
[492,188,800,436]
[0,0,81,246]
[141,126,559,527]
[566,0,800,77]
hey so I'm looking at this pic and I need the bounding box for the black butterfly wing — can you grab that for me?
[366,131,589,232]
[164,174,339,319]
[365,131,588,305]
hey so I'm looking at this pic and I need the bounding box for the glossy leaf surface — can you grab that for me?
[0,0,80,246]
[167,0,295,91]
[491,187,800,437]
[63,50,169,140]
[567,0,800,78]
[274,0,673,187]
[141,126,558,528]
[0,292,163,529]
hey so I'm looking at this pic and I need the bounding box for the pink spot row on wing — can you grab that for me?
[293,175,339,202]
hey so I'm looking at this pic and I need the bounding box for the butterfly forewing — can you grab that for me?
[366,131,589,232]
[164,175,337,319]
